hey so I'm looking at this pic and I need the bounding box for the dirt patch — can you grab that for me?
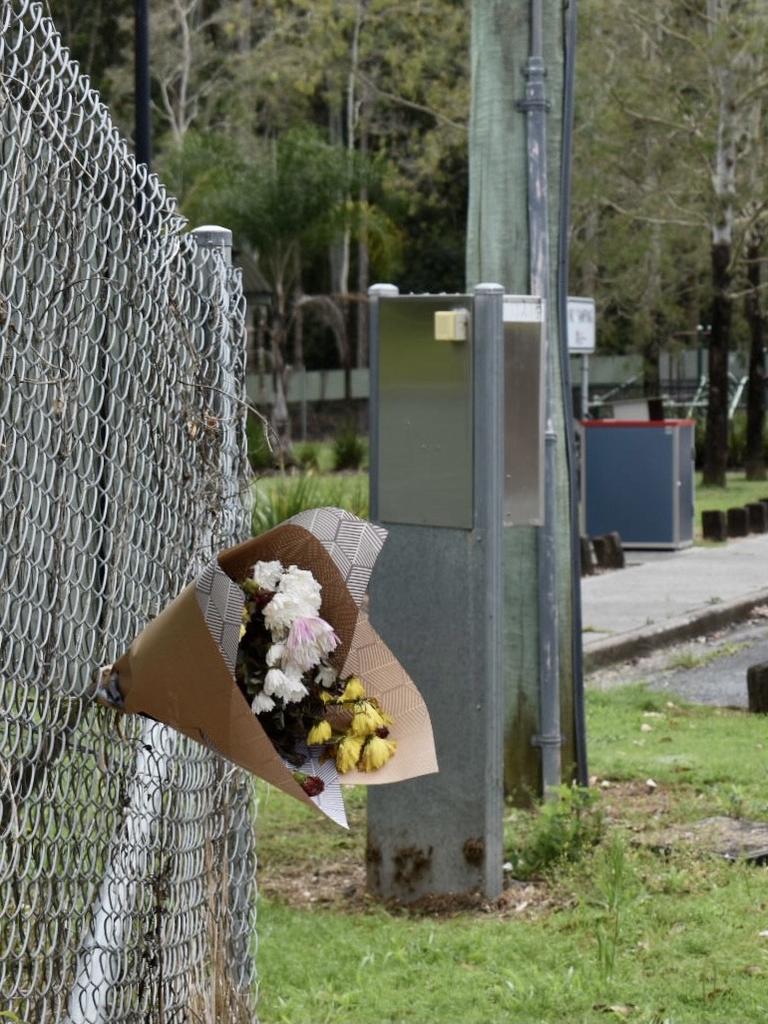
[636,815,768,862]
[260,854,566,919]
[260,781,738,919]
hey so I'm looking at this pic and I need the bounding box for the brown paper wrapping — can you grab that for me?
[105,514,438,810]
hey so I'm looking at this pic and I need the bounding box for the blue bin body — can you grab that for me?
[583,420,695,549]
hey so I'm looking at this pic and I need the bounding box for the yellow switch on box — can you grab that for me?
[434,309,468,342]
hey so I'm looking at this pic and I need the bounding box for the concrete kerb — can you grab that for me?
[583,588,768,672]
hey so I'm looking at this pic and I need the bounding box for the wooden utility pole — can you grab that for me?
[466,0,585,800]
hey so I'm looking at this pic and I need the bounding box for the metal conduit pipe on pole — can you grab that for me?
[558,0,589,785]
[519,0,562,795]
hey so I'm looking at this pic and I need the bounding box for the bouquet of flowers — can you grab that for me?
[96,508,437,827]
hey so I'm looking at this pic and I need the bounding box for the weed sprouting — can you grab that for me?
[594,834,637,982]
[506,785,605,879]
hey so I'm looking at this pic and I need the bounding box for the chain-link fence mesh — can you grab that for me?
[0,3,257,1020]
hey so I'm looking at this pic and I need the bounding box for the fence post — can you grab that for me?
[191,224,257,1005]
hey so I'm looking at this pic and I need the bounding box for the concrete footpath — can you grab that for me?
[582,533,768,670]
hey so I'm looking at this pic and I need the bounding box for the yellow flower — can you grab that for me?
[350,701,385,737]
[360,736,397,772]
[319,689,335,704]
[341,676,365,702]
[335,735,364,773]
[307,719,332,745]
[239,623,247,641]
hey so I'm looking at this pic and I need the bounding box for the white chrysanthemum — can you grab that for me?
[279,566,322,612]
[266,642,285,667]
[285,617,339,672]
[250,691,275,714]
[263,592,313,635]
[315,663,337,688]
[251,560,284,592]
[262,665,309,704]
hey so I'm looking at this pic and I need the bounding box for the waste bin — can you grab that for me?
[583,419,695,549]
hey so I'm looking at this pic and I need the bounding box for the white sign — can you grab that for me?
[503,296,543,323]
[567,297,596,353]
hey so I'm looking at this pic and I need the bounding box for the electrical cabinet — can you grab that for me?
[583,419,695,549]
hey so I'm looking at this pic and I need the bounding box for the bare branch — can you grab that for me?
[181,381,275,451]
[356,70,466,131]
[600,198,705,229]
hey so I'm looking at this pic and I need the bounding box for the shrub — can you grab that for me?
[332,426,368,471]
[292,441,323,471]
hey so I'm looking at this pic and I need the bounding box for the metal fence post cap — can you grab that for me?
[369,283,399,297]
[192,224,233,249]
[473,282,505,295]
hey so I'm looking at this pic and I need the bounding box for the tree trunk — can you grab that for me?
[702,1,736,488]
[745,239,766,480]
[292,306,304,369]
[643,339,664,421]
[269,302,292,460]
[356,116,370,369]
[702,240,731,486]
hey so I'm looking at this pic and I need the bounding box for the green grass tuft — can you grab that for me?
[251,473,369,534]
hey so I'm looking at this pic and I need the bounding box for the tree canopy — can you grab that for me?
[47,0,768,477]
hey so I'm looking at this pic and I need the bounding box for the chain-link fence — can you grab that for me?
[0,3,257,1020]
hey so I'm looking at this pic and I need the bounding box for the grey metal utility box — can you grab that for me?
[583,419,695,549]
[374,293,545,532]
[367,286,545,903]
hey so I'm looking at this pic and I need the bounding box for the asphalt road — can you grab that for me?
[586,613,768,708]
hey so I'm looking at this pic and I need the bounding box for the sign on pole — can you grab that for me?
[567,297,596,354]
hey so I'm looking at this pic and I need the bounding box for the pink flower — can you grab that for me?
[285,616,339,672]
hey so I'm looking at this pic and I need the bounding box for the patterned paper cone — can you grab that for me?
[95,508,438,824]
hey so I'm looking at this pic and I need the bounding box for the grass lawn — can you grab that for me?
[254,684,768,1024]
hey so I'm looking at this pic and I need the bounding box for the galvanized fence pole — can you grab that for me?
[191,224,257,1005]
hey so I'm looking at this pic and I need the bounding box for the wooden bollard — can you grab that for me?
[580,536,595,576]
[701,509,727,542]
[727,507,749,538]
[747,663,768,714]
[747,502,768,533]
[592,531,625,570]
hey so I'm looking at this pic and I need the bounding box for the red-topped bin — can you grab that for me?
[583,419,695,549]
